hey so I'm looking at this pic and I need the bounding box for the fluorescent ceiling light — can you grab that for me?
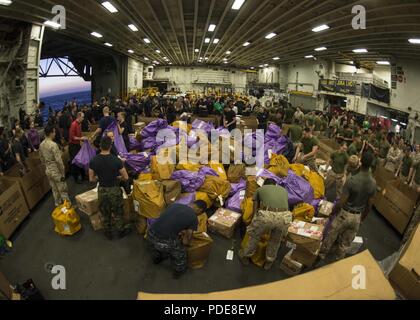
[195,49,199,53]
[353,48,368,53]
[312,24,330,32]
[213,38,220,44]
[391,119,398,122]
[104,42,113,47]
[155,49,161,53]
[144,57,149,61]
[349,61,354,64]
[128,49,134,54]
[205,38,211,43]
[264,64,269,67]
[377,61,390,65]
[265,33,276,39]
[0,0,12,6]
[401,122,407,126]
[250,67,255,69]
[232,0,245,10]
[408,38,420,44]
[273,57,280,60]
[204,57,209,60]
[305,55,314,58]
[243,42,251,47]
[153,61,159,64]
[259,65,264,68]
[208,24,216,32]
[226,51,231,55]
[128,24,138,32]
[101,1,118,13]
[224,61,228,64]
[223,58,228,61]
[143,38,151,44]
[91,32,103,38]
[380,115,388,119]
[44,20,61,29]
[315,47,327,51]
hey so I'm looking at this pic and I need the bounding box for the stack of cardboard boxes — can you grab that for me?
[208,208,242,239]
[0,155,51,239]
[373,165,419,234]
[388,224,420,299]
[75,188,135,231]
[281,220,325,275]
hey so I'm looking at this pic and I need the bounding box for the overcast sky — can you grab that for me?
[39,58,91,98]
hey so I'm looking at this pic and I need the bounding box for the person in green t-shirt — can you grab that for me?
[348,134,364,157]
[305,112,315,131]
[410,161,420,192]
[288,119,303,146]
[378,134,391,167]
[397,147,413,182]
[313,114,322,131]
[337,124,354,147]
[284,107,295,124]
[294,127,319,171]
[326,141,350,198]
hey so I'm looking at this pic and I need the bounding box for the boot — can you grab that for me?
[172,269,187,279]
[263,261,274,270]
[238,249,250,266]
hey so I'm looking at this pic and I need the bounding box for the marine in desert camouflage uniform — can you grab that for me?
[39,125,69,206]
[319,152,376,261]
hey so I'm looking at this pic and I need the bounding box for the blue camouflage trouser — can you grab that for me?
[148,230,187,273]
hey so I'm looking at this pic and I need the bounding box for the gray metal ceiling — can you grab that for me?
[1,0,420,68]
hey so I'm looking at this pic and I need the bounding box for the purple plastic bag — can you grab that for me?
[192,119,214,134]
[279,170,314,206]
[129,136,142,151]
[226,190,246,213]
[175,193,196,206]
[171,170,206,193]
[229,178,246,196]
[264,135,288,164]
[255,168,283,185]
[72,141,97,172]
[140,136,158,151]
[27,129,40,149]
[265,123,282,140]
[105,121,128,155]
[199,166,219,177]
[122,152,151,173]
[141,119,168,138]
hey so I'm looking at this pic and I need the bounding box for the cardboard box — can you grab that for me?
[89,213,103,231]
[187,232,213,269]
[280,250,304,276]
[374,180,418,234]
[5,159,51,210]
[291,244,321,267]
[208,208,241,239]
[75,189,99,216]
[138,250,396,300]
[318,200,334,218]
[389,224,420,299]
[287,220,324,254]
[123,194,136,223]
[0,178,30,239]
